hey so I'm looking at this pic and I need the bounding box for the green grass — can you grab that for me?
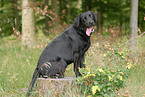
[0,33,145,97]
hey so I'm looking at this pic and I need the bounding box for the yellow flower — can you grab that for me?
[77,79,79,81]
[121,55,125,59]
[108,76,112,81]
[103,71,106,74]
[112,74,115,78]
[98,68,105,74]
[119,72,124,75]
[119,51,123,55]
[127,65,132,69]
[89,74,96,77]
[87,95,92,97]
[120,76,123,80]
[99,68,103,72]
[92,85,100,95]
[87,72,90,74]
[127,62,132,69]
[104,53,107,57]
[111,70,114,72]
[107,71,110,73]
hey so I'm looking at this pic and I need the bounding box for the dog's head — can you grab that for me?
[74,11,97,36]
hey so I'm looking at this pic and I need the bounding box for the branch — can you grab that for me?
[119,32,145,48]
[40,9,62,31]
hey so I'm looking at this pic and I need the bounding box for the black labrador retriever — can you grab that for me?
[26,11,97,96]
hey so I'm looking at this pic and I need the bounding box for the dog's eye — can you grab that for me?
[84,17,87,20]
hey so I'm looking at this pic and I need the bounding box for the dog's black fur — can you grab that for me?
[26,11,97,97]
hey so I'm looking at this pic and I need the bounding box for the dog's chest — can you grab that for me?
[78,39,90,52]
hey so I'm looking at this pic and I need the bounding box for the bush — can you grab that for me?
[76,47,135,96]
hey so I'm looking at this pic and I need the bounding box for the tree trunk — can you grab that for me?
[88,0,92,10]
[84,0,92,11]
[1,0,4,7]
[68,0,70,24]
[77,0,82,10]
[52,0,58,25]
[98,0,102,33]
[82,0,87,11]
[119,16,122,33]
[22,0,35,48]
[13,0,20,36]
[44,0,49,36]
[59,0,63,24]
[130,0,138,59]
[37,77,76,97]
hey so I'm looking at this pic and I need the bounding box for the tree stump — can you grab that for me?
[37,77,76,97]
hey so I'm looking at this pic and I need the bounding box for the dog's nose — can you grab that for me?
[90,21,94,25]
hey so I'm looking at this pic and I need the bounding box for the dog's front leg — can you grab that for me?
[73,53,82,77]
[80,54,86,68]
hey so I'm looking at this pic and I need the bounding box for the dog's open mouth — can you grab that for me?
[86,26,94,36]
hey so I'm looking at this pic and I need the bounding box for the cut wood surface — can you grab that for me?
[37,77,76,97]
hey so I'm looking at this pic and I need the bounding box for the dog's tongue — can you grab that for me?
[86,27,94,36]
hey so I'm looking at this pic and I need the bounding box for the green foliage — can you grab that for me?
[0,1,14,37]
[103,46,134,67]
[76,47,136,96]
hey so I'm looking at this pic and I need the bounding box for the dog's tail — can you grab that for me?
[26,68,39,97]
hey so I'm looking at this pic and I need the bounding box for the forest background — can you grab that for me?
[0,0,145,38]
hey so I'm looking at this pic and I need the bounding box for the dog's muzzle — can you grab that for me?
[86,26,94,36]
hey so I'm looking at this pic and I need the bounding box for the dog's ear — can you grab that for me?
[74,14,81,27]
[89,11,97,22]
